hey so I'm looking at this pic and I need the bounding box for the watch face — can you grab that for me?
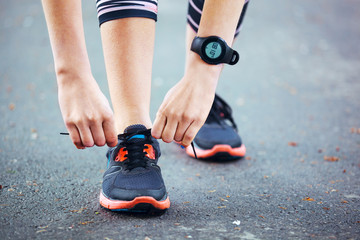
[199,37,227,64]
[205,42,222,59]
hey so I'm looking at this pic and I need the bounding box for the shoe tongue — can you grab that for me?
[124,124,147,133]
[123,124,148,143]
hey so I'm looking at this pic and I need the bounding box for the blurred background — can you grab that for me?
[0,1,359,239]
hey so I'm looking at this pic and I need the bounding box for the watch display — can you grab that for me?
[205,42,222,59]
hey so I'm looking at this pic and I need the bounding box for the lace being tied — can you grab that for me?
[60,128,198,160]
[117,129,153,170]
[118,129,198,168]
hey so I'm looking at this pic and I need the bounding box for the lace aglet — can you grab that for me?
[191,142,197,159]
[60,132,69,135]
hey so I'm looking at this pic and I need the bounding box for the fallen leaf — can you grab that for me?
[8,188,14,192]
[341,200,348,204]
[208,190,216,193]
[350,127,359,133]
[324,156,339,162]
[71,207,87,213]
[234,227,241,230]
[323,207,330,210]
[8,103,15,111]
[220,198,228,202]
[288,142,298,147]
[278,206,287,210]
[218,206,226,209]
[302,197,315,201]
[79,221,94,225]
[264,175,269,179]
[226,195,230,198]
[259,215,265,219]
[183,201,190,204]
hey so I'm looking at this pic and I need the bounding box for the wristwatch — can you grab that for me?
[190,36,239,65]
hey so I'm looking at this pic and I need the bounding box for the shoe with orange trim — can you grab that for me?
[100,124,170,212]
[186,94,246,161]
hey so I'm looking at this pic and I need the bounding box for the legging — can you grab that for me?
[96,0,249,37]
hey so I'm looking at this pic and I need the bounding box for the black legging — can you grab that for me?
[96,0,249,37]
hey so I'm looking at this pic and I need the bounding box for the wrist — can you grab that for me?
[183,52,221,93]
[56,65,94,88]
[185,51,222,81]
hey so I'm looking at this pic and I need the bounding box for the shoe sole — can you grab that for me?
[99,191,170,212]
[186,144,246,160]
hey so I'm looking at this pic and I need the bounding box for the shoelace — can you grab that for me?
[60,129,198,160]
[116,129,152,170]
[207,94,238,131]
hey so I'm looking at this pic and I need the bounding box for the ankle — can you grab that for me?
[115,120,152,134]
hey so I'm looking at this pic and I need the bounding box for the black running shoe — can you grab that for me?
[99,124,170,212]
[185,94,246,160]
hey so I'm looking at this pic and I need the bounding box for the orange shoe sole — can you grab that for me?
[186,144,246,160]
[99,191,170,211]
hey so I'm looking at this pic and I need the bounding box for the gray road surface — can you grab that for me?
[1,0,359,239]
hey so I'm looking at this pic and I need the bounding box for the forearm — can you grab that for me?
[186,0,245,85]
[42,0,92,85]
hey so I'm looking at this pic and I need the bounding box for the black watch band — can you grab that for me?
[190,36,239,65]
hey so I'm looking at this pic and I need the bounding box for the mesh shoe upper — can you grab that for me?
[102,124,167,201]
[194,94,242,149]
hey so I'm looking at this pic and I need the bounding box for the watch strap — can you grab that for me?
[224,48,239,65]
[191,36,239,65]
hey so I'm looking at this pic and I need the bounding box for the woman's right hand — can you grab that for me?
[57,72,118,149]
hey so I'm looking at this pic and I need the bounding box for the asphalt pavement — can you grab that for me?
[1,0,359,239]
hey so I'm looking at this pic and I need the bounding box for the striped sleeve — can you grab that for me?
[96,0,158,26]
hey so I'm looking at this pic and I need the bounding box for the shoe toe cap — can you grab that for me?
[195,124,242,149]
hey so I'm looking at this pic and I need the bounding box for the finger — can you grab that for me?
[77,123,94,147]
[174,117,192,143]
[103,118,118,147]
[90,123,106,147]
[67,124,85,149]
[181,121,203,147]
[152,113,167,139]
[161,117,178,143]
